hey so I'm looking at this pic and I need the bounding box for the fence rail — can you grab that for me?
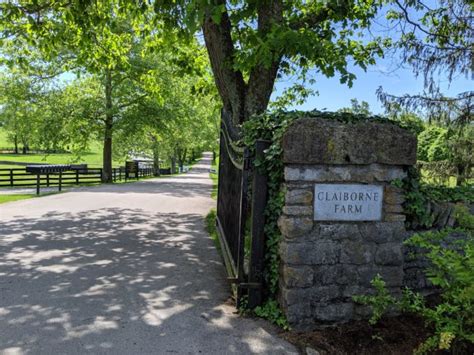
[0,165,157,193]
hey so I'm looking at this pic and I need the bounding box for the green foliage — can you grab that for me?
[353,275,397,325]
[394,167,473,229]
[254,300,289,330]
[338,98,372,116]
[355,205,474,353]
[242,111,302,297]
[388,110,425,136]
[404,206,474,353]
[417,126,450,162]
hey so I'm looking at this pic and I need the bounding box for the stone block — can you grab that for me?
[342,285,371,298]
[357,265,403,288]
[313,265,340,285]
[280,240,340,265]
[384,204,404,213]
[359,222,406,244]
[283,205,313,216]
[284,303,313,323]
[282,118,417,166]
[286,189,313,205]
[375,243,403,266]
[385,185,406,205]
[336,264,360,285]
[312,241,341,265]
[340,241,375,265]
[280,241,318,265]
[372,165,407,182]
[278,216,313,238]
[378,266,403,287]
[281,287,313,306]
[385,213,406,222]
[310,285,341,303]
[357,266,379,287]
[318,224,361,241]
[282,265,314,288]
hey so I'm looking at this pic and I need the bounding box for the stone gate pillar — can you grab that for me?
[277,117,417,329]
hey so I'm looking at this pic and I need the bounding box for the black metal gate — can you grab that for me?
[216,109,269,308]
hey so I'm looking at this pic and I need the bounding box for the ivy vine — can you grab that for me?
[241,109,394,326]
[240,109,473,327]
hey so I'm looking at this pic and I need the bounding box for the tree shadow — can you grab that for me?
[0,208,294,354]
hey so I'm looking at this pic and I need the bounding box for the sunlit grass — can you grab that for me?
[210,156,219,200]
[205,209,221,255]
[0,128,123,168]
[0,194,35,204]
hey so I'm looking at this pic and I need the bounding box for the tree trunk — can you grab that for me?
[152,139,160,176]
[456,164,466,186]
[102,69,114,183]
[170,156,176,174]
[201,1,282,126]
[14,135,18,154]
[178,148,187,171]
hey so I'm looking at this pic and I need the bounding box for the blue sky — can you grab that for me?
[272,1,472,115]
[273,59,471,115]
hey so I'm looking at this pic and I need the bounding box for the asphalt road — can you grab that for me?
[0,153,297,355]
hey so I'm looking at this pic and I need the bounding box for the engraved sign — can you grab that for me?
[314,184,383,221]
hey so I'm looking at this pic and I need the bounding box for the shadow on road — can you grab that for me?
[0,208,291,354]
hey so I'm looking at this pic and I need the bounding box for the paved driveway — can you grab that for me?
[0,153,297,355]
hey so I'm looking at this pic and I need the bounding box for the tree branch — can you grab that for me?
[245,0,283,118]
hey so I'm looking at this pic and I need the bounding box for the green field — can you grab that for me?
[0,129,124,169]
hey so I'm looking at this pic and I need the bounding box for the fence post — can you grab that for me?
[247,139,271,308]
[59,171,62,192]
[76,170,79,185]
[36,174,40,195]
[47,173,50,187]
[10,169,13,187]
[236,148,251,308]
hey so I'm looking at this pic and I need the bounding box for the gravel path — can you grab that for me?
[0,153,297,355]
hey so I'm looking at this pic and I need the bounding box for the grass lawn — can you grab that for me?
[0,194,36,204]
[0,128,124,168]
[210,156,219,200]
[0,151,124,168]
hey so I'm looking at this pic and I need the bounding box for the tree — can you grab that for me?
[113,53,220,174]
[1,3,170,181]
[156,0,387,126]
[0,71,42,154]
[417,125,473,186]
[1,1,387,129]
[377,0,472,125]
[338,98,372,115]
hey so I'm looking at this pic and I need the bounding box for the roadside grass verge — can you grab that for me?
[0,194,36,204]
[0,191,62,204]
[205,209,221,255]
[210,156,219,200]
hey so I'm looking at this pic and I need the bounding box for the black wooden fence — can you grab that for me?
[0,165,156,192]
[216,109,270,308]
